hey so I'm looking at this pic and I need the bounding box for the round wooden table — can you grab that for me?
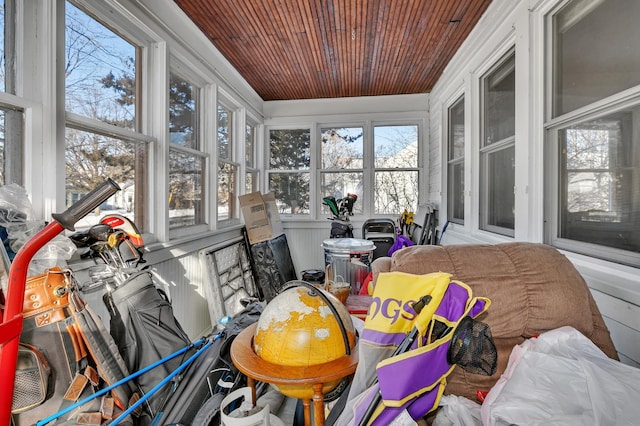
[230,322,359,426]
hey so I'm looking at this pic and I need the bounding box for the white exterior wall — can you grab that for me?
[428,0,640,366]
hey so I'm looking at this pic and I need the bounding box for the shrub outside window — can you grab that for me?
[268,129,310,214]
[168,71,206,229]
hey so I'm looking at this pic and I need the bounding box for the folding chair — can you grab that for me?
[409,204,437,245]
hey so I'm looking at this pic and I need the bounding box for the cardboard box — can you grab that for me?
[239,191,284,245]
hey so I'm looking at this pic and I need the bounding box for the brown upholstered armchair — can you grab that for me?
[370,242,618,401]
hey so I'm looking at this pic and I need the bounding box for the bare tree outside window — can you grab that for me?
[65,3,135,128]
[374,125,419,214]
[64,2,147,231]
[559,111,640,253]
[320,127,363,215]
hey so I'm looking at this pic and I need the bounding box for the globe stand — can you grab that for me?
[231,323,359,426]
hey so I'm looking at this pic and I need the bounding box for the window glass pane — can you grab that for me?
[268,172,309,214]
[1,0,16,95]
[321,127,363,169]
[448,97,465,160]
[374,171,418,214]
[218,104,231,159]
[65,128,147,231]
[559,110,640,252]
[320,172,363,216]
[448,161,464,223]
[269,129,310,170]
[169,150,205,228]
[65,2,136,129]
[218,162,237,221]
[169,72,198,149]
[374,125,418,168]
[448,97,464,223]
[484,146,515,230]
[553,0,640,117]
[246,124,255,167]
[483,53,515,146]
[0,1,5,93]
[245,171,258,194]
[0,107,23,185]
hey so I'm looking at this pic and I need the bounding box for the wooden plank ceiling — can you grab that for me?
[174,0,492,101]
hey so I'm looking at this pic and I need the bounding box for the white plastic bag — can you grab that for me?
[481,326,640,426]
[433,395,482,426]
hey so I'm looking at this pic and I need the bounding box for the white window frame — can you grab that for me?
[63,1,162,241]
[266,125,313,217]
[544,0,640,266]
[371,121,421,216]
[479,49,516,237]
[167,59,211,239]
[318,122,365,217]
[446,94,465,225]
[216,89,242,225]
[244,112,261,195]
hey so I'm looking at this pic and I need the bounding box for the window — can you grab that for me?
[65,3,136,130]
[65,126,147,217]
[168,71,206,229]
[547,0,640,265]
[480,51,515,236]
[245,121,259,194]
[217,100,238,222]
[267,123,420,217]
[552,0,640,117]
[557,111,640,254]
[64,2,148,231]
[268,129,310,214]
[373,125,419,214]
[447,96,465,224]
[320,127,363,215]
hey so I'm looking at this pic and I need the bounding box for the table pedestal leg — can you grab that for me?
[312,383,325,426]
[303,398,311,426]
[246,377,256,404]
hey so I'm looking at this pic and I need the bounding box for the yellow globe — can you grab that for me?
[253,284,356,399]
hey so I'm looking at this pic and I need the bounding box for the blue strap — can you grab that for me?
[110,339,215,425]
[36,337,208,426]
